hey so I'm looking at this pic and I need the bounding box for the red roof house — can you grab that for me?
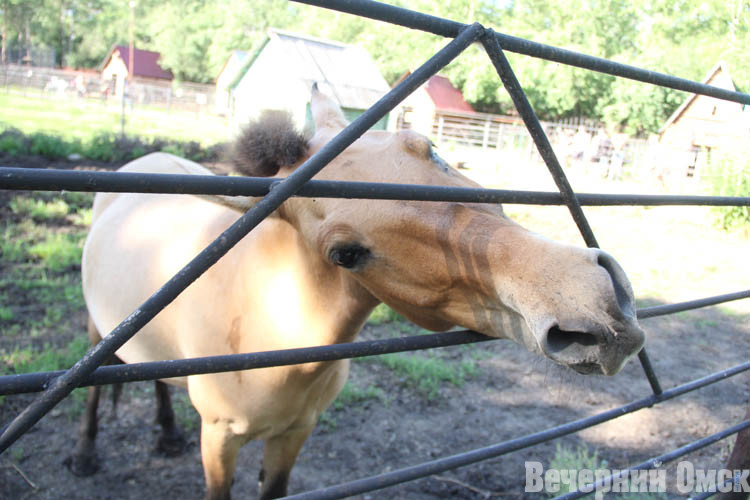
[391,72,474,134]
[423,75,475,114]
[100,45,173,97]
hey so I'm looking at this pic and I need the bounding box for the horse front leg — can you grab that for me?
[200,419,246,500]
[259,426,315,500]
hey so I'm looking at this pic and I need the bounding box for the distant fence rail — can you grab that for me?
[0,63,216,113]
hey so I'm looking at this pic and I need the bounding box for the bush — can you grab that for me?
[29,132,77,159]
[0,127,224,163]
[0,128,29,155]
[705,148,750,230]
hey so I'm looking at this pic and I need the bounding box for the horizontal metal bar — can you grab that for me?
[293,0,750,106]
[0,23,486,455]
[1,290,747,395]
[0,331,491,395]
[282,361,750,500]
[637,290,750,319]
[3,168,750,207]
[553,419,750,499]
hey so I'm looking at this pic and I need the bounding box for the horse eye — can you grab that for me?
[329,245,370,269]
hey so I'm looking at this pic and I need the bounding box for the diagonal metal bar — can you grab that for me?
[293,0,750,106]
[478,30,669,396]
[4,167,750,207]
[480,29,597,247]
[281,361,750,500]
[0,22,485,454]
[553,419,750,499]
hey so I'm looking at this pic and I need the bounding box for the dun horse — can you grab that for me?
[73,87,645,499]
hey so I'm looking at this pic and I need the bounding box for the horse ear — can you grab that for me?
[310,83,348,130]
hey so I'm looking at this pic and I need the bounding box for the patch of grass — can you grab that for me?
[367,352,478,400]
[27,233,83,271]
[547,444,667,499]
[0,337,89,375]
[10,196,71,220]
[367,304,405,325]
[330,382,386,411]
[0,306,14,321]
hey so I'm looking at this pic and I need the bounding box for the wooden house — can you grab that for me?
[391,73,475,136]
[659,62,749,177]
[226,29,391,131]
[215,50,248,116]
[100,45,173,97]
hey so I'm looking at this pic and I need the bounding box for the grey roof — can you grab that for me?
[269,29,390,110]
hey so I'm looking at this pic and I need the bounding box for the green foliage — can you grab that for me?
[367,304,405,325]
[0,337,89,375]
[27,233,84,271]
[3,1,749,142]
[331,382,386,411]
[372,352,478,400]
[548,444,667,499]
[706,149,750,230]
[10,196,71,220]
[28,132,78,159]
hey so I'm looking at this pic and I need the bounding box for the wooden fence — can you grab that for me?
[0,64,216,113]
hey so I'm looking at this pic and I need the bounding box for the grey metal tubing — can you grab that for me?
[4,167,750,207]
[0,290,746,396]
[292,0,750,106]
[281,361,750,500]
[553,419,750,499]
[0,22,485,454]
[637,289,750,319]
[0,330,490,395]
[481,29,597,248]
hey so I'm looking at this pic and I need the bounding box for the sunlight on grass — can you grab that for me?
[27,233,83,271]
[0,91,233,145]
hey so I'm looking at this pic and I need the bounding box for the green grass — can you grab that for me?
[0,337,89,375]
[10,197,71,220]
[367,304,405,325]
[27,232,84,271]
[365,352,478,400]
[0,90,232,146]
[546,444,667,499]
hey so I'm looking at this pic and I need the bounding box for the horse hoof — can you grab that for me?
[64,454,100,477]
[156,431,187,457]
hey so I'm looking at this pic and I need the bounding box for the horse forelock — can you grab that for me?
[230,110,309,177]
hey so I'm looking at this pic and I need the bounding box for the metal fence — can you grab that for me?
[1,0,750,498]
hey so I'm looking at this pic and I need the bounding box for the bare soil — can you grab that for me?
[0,158,748,499]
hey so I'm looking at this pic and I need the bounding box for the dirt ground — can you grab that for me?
[0,156,748,499]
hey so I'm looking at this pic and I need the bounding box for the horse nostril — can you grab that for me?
[545,325,600,353]
[596,251,635,318]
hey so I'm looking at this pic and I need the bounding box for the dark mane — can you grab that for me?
[230,110,308,177]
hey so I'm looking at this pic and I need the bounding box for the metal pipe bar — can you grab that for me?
[0,23,485,454]
[281,361,750,500]
[292,0,750,106]
[481,29,597,247]
[480,29,674,394]
[553,419,750,499]
[637,289,750,319]
[0,330,491,395]
[4,167,750,207]
[1,289,747,396]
